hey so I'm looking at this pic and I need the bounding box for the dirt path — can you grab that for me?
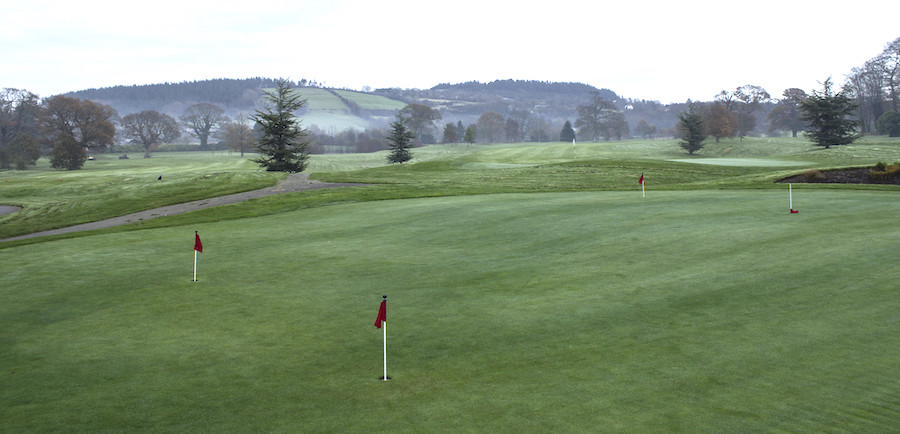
[1,173,365,242]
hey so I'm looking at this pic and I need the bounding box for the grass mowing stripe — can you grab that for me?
[2,189,899,431]
[0,153,282,238]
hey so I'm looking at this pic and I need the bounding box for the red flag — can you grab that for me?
[194,233,203,253]
[374,300,386,328]
[639,173,644,184]
[790,209,799,214]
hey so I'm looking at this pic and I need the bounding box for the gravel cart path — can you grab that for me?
[1,173,364,242]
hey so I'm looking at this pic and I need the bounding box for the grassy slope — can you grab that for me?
[0,153,283,239]
[5,137,900,241]
[286,88,406,131]
[1,190,898,432]
[332,89,407,111]
[2,137,900,431]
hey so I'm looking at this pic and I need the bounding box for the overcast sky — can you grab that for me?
[3,0,896,104]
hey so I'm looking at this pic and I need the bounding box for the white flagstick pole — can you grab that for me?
[382,295,388,381]
[383,318,388,381]
[193,250,198,281]
[193,231,200,281]
[642,179,645,198]
[790,183,793,210]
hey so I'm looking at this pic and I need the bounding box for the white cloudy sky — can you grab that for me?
[2,0,896,104]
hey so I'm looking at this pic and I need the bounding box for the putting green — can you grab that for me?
[668,158,814,167]
[2,189,898,432]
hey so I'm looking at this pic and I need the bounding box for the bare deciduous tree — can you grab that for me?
[219,114,256,157]
[120,110,180,158]
[180,103,229,150]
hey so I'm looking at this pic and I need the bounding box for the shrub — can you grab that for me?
[876,111,900,137]
[803,169,826,182]
[870,162,900,181]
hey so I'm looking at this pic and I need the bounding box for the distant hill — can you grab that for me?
[65,78,409,132]
[66,78,278,116]
[373,80,622,127]
[65,78,681,136]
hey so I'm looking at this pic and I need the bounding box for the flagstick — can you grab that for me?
[382,319,388,381]
[380,294,388,381]
[642,180,645,198]
[193,249,198,281]
[790,183,793,210]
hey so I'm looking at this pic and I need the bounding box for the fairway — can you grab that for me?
[667,157,815,167]
[2,189,899,432]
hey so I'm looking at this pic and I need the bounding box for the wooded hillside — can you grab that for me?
[62,78,683,137]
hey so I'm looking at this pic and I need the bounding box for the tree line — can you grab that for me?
[5,37,899,170]
[0,87,279,170]
[64,78,326,115]
[673,37,900,154]
[677,77,864,154]
[844,37,900,136]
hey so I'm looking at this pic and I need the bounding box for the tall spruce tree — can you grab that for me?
[800,77,862,149]
[559,120,576,142]
[677,103,707,154]
[386,116,414,164]
[252,79,310,172]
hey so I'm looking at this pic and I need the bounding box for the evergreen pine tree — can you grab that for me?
[678,103,707,154]
[463,125,477,144]
[252,78,311,172]
[386,117,414,164]
[559,120,576,142]
[800,77,862,148]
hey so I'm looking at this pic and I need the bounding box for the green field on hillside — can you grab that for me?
[2,136,900,432]
[263,87,406,131]
[332,89,407,111]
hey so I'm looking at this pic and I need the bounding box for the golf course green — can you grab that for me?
[2,136,899,432]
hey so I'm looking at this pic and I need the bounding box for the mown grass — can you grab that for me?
[2,190,898,432]
[332,89,407,111]
[5,137,900,242]
[2,136,900,431]
[0,153,283,239]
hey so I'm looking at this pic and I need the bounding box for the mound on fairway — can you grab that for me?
[1,189,898,432]
[667,158,814,167]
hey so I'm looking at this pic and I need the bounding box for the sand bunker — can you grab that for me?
[0,205,21,216]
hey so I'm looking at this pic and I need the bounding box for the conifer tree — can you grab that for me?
[463,125,477,144]
[252,79,310,172]
[678,103,707,154]
[800,77,862,148]
[559,120,576,142]
[386,116,414,164]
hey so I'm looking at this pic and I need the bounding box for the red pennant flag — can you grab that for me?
[194,233,203,253]
[790,209,799,214]
[639,173,644,184]
[374,300,386,328]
